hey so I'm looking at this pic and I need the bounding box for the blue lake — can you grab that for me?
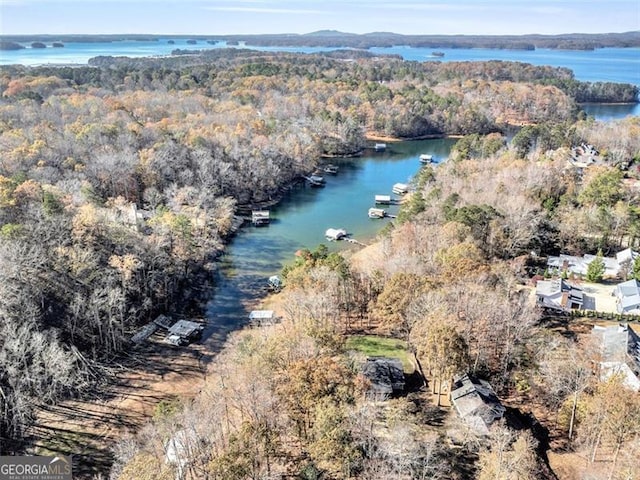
[2,39,639,86]
[202,139,456,344]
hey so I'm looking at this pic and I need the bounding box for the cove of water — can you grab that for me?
[202,138,456,345]
[580,103,640,121]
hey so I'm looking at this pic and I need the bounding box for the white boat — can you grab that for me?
[374,143,387,151]
[375,195,391,205]
[325,228,347,241]
[323,164,339,174]
[392,183,409,195]
[368,208,386,219]
[419,154,433,163]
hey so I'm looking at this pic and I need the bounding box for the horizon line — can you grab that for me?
[2,30,640,38]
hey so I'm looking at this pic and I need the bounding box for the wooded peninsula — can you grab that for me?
[1,48,639,479]
[1,30,639,50]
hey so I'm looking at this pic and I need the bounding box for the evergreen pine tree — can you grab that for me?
[586,250,606,282]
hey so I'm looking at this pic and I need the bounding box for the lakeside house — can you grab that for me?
[535,278,584,312]
[614,279,640,314]
[568,143,602,169]
[547,248,638,279]
[450,374,506,435]
[591,324,640,391]
[361,357,405,400]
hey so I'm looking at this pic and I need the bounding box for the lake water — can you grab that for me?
[2,39,639,86]
[202,138,456,344]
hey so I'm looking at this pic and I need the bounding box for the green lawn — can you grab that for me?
[346,335,414,373]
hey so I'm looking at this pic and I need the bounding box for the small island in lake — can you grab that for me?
[52,42,64,48]
[186,39,197,44]
[167,40,175,44]
[31,42,47,48]
[0,41,25,50]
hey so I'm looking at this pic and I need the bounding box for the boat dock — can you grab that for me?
[325,228,348,241]
[369,207,386,218]
[251,210,270,226]
[303,175,326,187]
[344,237,368,247]
[368,207,397,219]
[375,194,392,205]
[392,183,409,195]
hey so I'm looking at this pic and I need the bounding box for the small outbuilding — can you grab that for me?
[165,320,204,346]
[248,310,279,327]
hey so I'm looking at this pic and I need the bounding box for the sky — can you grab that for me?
[1,0,639,36]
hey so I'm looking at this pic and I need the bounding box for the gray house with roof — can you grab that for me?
[450,374,506,435]
[536,278,584,311]
[361,357,405,400]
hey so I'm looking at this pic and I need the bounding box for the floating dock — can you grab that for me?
[392,183,409,195]
[375,194,392,205]
[368,207,386,218]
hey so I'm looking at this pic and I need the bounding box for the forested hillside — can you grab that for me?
[112,118,640,479]
[0,49,638,466]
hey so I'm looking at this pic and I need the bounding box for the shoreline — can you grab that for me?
[365,132,463,142]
